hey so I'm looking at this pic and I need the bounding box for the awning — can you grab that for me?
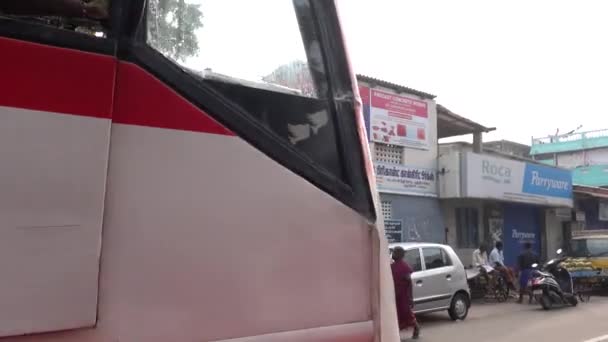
[573,185,608,199]
[437,104,495,138]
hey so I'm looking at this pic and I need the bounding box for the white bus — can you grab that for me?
[0,0,397,341]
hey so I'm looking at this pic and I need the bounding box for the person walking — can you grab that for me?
[391,246,421,340]
[517,242,539,303]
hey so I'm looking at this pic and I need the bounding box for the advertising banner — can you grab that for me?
[465,153,573,207]
[369,88,429,149]
[375,162,437,196]
[359,85,371,140]
[503,204,541,267]
[384,219,403,243]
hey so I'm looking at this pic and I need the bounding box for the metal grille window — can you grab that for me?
[456,208,479,248]
[374,143,403,164]
[381,201,392,221]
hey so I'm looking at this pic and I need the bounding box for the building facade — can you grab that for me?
[357,75,445,243]
[531,129,608,187]
[438,143,573,266]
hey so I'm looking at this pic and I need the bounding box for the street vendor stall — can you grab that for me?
[562,231,608,300]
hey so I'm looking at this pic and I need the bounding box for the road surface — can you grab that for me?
[405,296,608,342]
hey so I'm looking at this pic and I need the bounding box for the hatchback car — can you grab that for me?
[389,242,470,320]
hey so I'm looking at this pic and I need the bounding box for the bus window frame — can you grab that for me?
[0,0,376,222]
[0,12,115,56]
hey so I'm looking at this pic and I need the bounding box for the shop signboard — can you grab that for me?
[384,219,403,243]
[359,85,371,140]
[375,162,437,197]
[503,203,541,267]
[367,88,429,149]
[464,153,573,207]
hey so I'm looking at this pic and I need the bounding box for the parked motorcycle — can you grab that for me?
[529,249,578,310]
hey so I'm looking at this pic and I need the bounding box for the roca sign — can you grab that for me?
[481,159,512,183]
[465,153,572,207]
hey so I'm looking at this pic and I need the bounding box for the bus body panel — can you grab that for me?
[0,37,114,336]
[0,52,375,341]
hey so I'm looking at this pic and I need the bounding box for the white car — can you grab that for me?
[389,242,471,320]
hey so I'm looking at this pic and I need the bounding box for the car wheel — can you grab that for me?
[448,293,469,321]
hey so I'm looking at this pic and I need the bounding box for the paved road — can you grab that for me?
[404,296,608,342]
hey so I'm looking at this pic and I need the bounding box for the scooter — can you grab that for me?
[529,249,578,310]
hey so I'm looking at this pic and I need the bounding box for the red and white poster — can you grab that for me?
[369,88,429,149]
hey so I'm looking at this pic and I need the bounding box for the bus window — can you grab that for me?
[0,0,109,37]
[146,0,346,181]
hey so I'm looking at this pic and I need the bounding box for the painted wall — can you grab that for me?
[545,209,568,259]
[382,194,444,244]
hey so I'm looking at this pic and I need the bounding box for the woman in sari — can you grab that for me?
[391,246,421,339]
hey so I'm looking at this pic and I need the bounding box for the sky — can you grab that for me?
[337,0,608,144]
[182,0,608,145]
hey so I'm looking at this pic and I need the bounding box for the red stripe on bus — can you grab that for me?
[0,37,115,119]
[113,62,234,136]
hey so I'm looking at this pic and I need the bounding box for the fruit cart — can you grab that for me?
[562,258,606,302]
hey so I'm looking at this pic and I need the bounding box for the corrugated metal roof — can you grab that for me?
[356,74,436,99]
[436,104,495,138]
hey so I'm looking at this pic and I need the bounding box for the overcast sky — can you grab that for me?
[338,0,608,144]
[185,1,607,145]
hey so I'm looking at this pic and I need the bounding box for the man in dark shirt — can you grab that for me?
[517,242,539,303]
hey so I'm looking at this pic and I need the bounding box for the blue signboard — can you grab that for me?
[502,203,541,267]
[522,163,572,199]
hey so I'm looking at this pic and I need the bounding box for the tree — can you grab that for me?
[262,60,317,97]
[147,0,203,62]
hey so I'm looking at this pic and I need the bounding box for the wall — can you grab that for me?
[382,193,444,244]
[438,151,462,198]
[359,80,442,244]
[545,209,568,259]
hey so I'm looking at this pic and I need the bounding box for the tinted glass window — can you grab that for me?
[423,247,450,270]
[571,238,608,257]
[146,0,345,180]
[403,248,422,272]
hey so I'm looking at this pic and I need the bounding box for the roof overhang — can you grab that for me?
[573,185,608,199]
[437,104,495,138]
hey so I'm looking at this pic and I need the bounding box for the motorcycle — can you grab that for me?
[529,249,578,310]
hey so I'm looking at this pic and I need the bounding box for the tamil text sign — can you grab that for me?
[465,153,572,207]
[385,219,403,243]
[375,162,437,197]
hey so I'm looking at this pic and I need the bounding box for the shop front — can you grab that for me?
[376,162,444,243]
[439,151,573,266]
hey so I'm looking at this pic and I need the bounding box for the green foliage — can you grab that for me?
[147,0,203,62]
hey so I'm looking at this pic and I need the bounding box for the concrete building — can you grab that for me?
[484,140,531,159]
[531,129,608,239]
[531,129,608,187]
[438,140,574,266]
[357,75,493,243]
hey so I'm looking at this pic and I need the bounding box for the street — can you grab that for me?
[408,296,608,342]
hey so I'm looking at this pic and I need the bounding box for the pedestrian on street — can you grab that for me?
[391,246,421,340]
[517,242,539,304]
